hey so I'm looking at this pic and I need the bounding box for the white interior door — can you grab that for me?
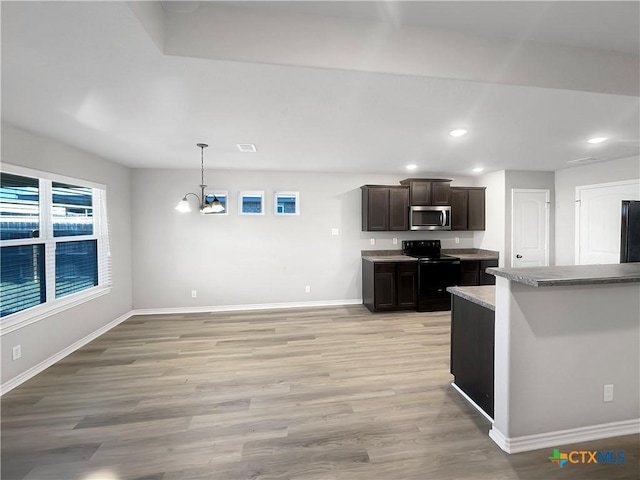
[576,180,640,265]
[511,189,549,267]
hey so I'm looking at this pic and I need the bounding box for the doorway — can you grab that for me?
[576,180,640,265]
[511,189,550,267]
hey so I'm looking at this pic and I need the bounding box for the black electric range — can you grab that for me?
[402,240,461,311]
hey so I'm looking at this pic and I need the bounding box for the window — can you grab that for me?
[239,191,264,215]
[0,166,110,322]
[205,191,228,215]
[274,192,300,215]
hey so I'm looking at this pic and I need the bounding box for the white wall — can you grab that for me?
[131,169,476,310]
[1,124,133,385]
[555,156,640,265]
[473,170,506,266]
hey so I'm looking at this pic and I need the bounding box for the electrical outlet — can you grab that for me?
[455,237,460,244]
[370,238,375,245]
[331,228,339,236]
[191,290,197,298]
[393,238,398,245]
[604,384,614,402]
[305,286,311,293]
[12,345,21,361]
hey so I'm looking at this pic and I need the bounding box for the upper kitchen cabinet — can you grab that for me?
[451,187,486,231]
[400,178,452,206]
[361,185,409,231]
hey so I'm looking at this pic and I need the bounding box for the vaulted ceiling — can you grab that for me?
[2,1,639,176]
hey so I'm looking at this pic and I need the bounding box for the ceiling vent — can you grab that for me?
[568,156,607,165]
[237,144,257,153]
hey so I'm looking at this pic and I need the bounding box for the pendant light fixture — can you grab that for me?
[175,143,225,214]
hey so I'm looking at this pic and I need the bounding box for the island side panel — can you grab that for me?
[493,278,640,445]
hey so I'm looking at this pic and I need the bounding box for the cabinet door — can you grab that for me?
[479,259,498,285]
[364,187,389,231]
[460,260,480,286]
[431,182,451,205]
[388,188,409,231]
[451,188,468,230]
[467,189,486,230]
[396,262,417,309]
[409,181,432,206]
[374,263,396,310]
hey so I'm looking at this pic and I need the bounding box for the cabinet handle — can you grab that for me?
[516,254,523,259]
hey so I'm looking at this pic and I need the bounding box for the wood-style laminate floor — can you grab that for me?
[1,306,638,480]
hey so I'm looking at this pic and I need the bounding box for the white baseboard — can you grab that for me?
[0,310,134,396]
[489,419,640,454]
[451,382,494,424]
[132,298,363,316]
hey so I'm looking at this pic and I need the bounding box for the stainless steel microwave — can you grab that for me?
[409,206,452,230]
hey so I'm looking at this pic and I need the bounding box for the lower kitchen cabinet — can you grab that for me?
[450,295,495,417]
[362,260,417,312]
[459,259,499,286]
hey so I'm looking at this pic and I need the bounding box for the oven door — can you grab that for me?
[417,259,461,311]
[410,206,451,230]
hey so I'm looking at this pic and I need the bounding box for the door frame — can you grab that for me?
[511,188,550,267]
[575,179,640,265]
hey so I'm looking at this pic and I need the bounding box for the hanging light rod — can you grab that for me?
[175,143,225,214]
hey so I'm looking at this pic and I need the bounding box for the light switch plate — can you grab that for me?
[331,228,339,236]
[370,238,375,245]
[604,384,614,402]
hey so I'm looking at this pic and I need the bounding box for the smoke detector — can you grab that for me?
[237,144,257,153]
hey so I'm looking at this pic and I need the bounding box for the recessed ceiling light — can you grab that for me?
[587,137,607,144]
[472,167,484,173]
[406,164,418,171]
[449,129,468,137]
[237,143,257,152]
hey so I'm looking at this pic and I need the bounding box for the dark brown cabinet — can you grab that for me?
[361,186,409,231]
[458,259,499,286]
[362,260,417,312]
[451,187,486,230]
[450,294,495,417]
[400,178,452,206]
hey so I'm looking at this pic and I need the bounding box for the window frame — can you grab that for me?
[238,191,265,216]
[274,191,300,216]
[205,190,229,215]
[1,164,111,333]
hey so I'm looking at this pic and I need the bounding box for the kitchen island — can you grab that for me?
[484,263,640,453]
[448,285,496,419]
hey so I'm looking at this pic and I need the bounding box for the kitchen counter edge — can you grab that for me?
[486,263,640,287]
[362,255,418,263]
[447,286,495,311]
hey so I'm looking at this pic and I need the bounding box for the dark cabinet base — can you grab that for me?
[459,259,498,286]
[362,260,417,312]
[450,295,495,418]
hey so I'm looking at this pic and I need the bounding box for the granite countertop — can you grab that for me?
[362,248,499,262]
[487,263,640,287]
[447,286,495,311]
[362,255,418,263]
[441,249,500,261]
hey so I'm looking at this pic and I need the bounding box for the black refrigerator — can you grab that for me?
[620,200,640,263]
